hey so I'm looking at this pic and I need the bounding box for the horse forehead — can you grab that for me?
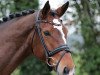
[53,25,64,34]
[53,19,66,43]
[53,19,63,31]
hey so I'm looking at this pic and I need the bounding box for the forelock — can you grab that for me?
[50,10,57,17]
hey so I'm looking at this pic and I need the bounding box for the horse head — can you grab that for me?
[31,1,75,75]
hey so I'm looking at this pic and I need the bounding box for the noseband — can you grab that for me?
[32,11,71,71]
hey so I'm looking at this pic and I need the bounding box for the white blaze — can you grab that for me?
[69,68,75,75]
[53,19,66,44]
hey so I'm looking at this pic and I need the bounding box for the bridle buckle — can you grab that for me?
[46,57,57,67]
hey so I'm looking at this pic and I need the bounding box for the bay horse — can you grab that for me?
[0,1,75,75]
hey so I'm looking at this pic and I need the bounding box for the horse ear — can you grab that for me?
[56,1,69,17]
[41,1,50,19]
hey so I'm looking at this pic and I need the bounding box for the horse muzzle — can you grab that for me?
[57,67,75,75]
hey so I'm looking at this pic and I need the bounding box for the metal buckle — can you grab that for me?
[46,57,57,67]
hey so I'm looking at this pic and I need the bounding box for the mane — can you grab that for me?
[0,9,58,26]
[0,9,35,25]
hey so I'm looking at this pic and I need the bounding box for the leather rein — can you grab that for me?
[32,11,71,71]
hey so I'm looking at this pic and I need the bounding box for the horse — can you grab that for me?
[0,1,75,75]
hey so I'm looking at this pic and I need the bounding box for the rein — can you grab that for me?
[32,11,71,71]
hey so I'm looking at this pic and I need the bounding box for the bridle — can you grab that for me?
[32,11,71,71]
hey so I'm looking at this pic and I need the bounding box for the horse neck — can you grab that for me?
[0,14,36,75]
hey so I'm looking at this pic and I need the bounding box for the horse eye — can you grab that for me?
[43,31,51,36]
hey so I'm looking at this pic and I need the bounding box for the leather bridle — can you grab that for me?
[32,11,71,71]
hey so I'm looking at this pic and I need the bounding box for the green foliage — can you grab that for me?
[73,46,100,75]
[0,0,39,16]
[19,56,51,75]
[72,53,81,75]
[11,0,39,12]
[80,46,100,75]
[0,0,12,16]
[72,0,100,75]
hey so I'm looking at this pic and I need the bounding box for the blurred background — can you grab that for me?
[0,0,100,75]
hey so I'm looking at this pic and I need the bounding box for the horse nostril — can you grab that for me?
[63,67,70,75]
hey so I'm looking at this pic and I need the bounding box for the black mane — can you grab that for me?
[0,9,35,24]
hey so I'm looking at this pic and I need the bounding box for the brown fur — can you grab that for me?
[0,14,35,74]
[0,1,75,75]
